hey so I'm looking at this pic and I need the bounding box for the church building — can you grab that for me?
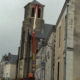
[16,0,54,79]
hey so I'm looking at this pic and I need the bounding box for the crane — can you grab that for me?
[31,4,39,80]
[27,3,39,80]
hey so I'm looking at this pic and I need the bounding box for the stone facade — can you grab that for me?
[44,30,55,80]
[0,63,3,78]
[35,27,56,80]
[36,48,42,80]
[3,64,16,79]
[54,0,80,80]
[0,53,17,79]
[17,0,45,79]
[74,0,80,80]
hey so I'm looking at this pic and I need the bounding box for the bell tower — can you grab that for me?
[24,0,45,31]
[17,0,45,79]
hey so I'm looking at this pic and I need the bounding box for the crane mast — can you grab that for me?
[32,4,39,79]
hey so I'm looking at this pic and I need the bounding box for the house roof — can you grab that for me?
[1,53,18,64]
[9,55,18,64]
[29,24,53,39]
[46,26,56,42]
[36,24,53,39]
[24,0,44,8]
[1,56,8,62]
[31,0,43,5]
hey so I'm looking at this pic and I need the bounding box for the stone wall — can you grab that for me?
[74,0,80,80]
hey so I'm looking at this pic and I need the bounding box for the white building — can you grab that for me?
[0,53,18,79]
[36,26,56,80]
[3,63,17,79]
[44,28,56,80]
[36,47,42,80]
[0,54,9,78]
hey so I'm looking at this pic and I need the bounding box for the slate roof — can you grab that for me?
[1,54,18,64]
[29,24,53,39]
[9,55,18,64]
[24,0,44,8]
[30,0,43,5]
[1,56,8,62]
[36,24,53,39]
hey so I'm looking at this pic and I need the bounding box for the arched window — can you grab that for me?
[31,7,41,18]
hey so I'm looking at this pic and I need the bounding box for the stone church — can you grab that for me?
[16,0,54,79]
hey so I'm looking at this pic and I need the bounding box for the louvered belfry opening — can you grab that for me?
[31,7,41,18]
[31,8,35,17]
[38,8,41,18]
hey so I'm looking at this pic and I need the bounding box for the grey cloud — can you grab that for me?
[0,0,65,60]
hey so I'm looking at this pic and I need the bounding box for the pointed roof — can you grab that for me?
[31,0,42,5]
[24,0,45,8]
[1,53,18,64]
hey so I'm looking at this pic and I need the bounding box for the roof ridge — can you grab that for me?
[31,0,42,5]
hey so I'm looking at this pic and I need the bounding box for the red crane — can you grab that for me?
[30,4,39,80]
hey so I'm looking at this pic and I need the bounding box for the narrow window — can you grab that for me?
[47,51,50,59]
[25,9,28,19]
[38,8,41,18]
[31,8,35,17]
[64,15,67,40]
[25,10,27,19]
[20,31,25,59]
[57,62,60,80]
[45,55,47,62]
[63,57,65,76]
[59,27,61,48]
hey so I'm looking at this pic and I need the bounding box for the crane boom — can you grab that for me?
[31,4,39,79]
[33,5,39,30]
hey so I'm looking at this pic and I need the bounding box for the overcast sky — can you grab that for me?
[0,0,65,60]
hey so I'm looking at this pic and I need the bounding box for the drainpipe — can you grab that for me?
[44,47,46,80]
[51,32,54,80]
[40,39,43,80]
[64,1,69,80]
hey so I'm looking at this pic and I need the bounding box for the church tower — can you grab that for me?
[17,0,45,79]
[24,0,45,31]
